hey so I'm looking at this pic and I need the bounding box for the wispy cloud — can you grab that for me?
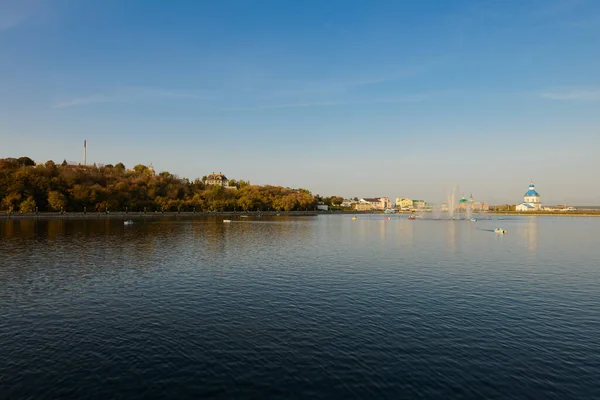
[534,0,577,15]
[0,9,27,31]
[566,16,600,29]
[223,94,430,111]
[53,87,207,108]
[541,89,600,100]
[0,0,48,32]
[277,68,423,96]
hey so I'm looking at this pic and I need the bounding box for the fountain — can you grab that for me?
[446,186,458,219]
[465,194,473,220]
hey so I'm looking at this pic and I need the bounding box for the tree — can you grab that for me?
[18,157,35,166]
[48,191,67,211]
[1,192,21,212]
[0,155,325,213]
[19,196,36,212]
[133,164,148,173]
[330,196,344,206]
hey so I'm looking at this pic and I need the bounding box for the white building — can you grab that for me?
[361,197,391,210]
[205,172,229,187]
[516,181,542,211]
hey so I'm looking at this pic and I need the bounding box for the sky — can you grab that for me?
[1,0,599,205]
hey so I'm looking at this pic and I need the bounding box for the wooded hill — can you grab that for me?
[0,157,342,213]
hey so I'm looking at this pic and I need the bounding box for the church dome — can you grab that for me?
[524,183,539,197]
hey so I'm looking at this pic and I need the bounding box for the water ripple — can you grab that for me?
[1,216,600,399]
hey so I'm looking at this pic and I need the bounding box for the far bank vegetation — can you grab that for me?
[0,157,342,213]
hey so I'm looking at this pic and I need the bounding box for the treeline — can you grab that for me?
[0,157,342,213]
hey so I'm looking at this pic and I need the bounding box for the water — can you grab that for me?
[2,215,600,399]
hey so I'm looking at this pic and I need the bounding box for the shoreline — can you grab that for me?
[2,210,600,220]
[0,211,318,220]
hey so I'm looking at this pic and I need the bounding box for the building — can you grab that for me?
[458,194,470,210]
[412,200,425,209]
[361,197,391,210]
[395,198,414,210]
[471,201,490,211]
[342,199,357,208]
[354,199,374,211]
[516,181,542,211]
[205,172,229,187]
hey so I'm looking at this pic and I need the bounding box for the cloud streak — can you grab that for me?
[0,10,27,31]
[53,87,207,108]
[277,68,423,96]
[541,89,600,100]
[223,95,430,111]
[0,0,49,32]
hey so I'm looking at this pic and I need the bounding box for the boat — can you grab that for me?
[124,220,134,225]
[470,217,478,222]
[240,215,249,218]
[352,216,358,220]
[494,228,507,234]
[223,219,232,223]
[408,216,416,220]
[385,217,391,220]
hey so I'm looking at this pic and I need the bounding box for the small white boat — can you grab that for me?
[124,220,134,225]
[494,228,507,234]
[223,219,232,223]
[470,217,478,222]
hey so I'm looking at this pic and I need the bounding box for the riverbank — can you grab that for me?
[3,210,600,220]
[0,211,318,220]
[320,210,600,217]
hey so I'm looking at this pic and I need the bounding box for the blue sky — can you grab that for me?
[1,0,599,204]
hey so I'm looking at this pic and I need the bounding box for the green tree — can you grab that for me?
[330,196,344,206]
[18,157,35,166]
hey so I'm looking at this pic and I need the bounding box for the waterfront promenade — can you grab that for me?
[0,210,318,220]
[3,209,599,220]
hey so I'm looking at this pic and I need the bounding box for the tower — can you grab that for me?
[83,140,87,166]
[524,180,541,210]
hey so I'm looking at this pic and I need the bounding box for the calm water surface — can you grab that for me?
[1,215,600,399]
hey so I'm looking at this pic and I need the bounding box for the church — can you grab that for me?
[516,181,541,211]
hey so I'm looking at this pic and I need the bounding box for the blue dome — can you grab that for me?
[525,182,539,197]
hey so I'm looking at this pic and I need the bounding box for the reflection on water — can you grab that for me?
[1,215,600,399]
[526,217,538,252]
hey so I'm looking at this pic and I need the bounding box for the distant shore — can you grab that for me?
[0,211,318,220]
[3,210,600,220]
[330,210,600,217]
